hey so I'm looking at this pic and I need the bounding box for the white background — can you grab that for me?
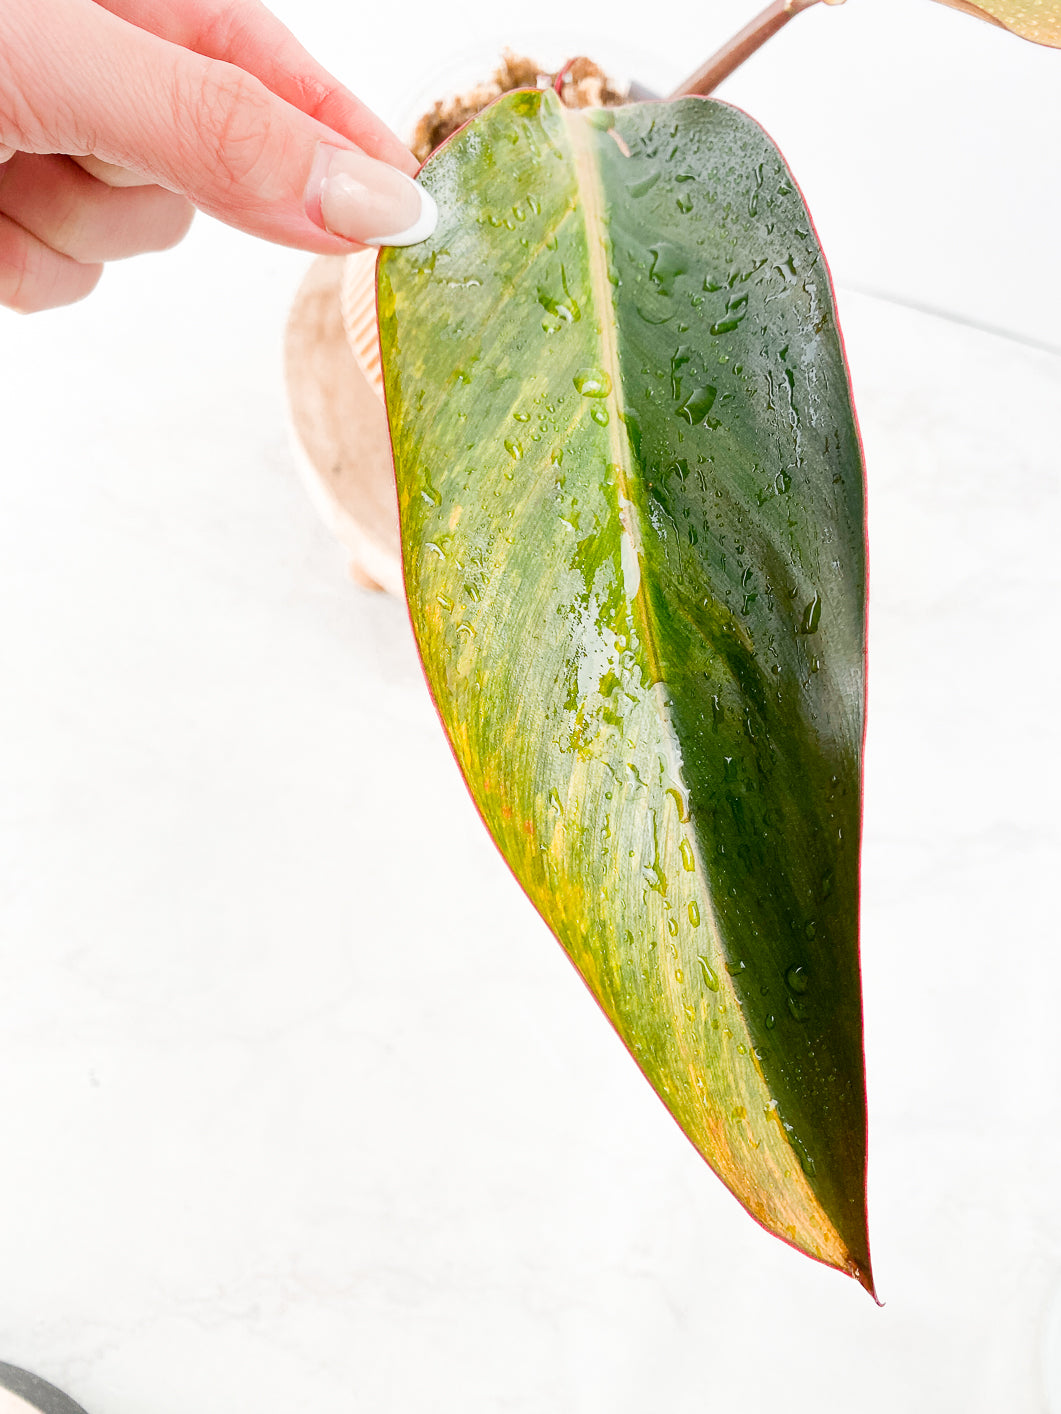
[1,1,1059,1410]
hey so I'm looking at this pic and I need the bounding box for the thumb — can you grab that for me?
[3,0,435,252]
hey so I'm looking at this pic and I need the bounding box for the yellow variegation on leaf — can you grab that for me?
[932,0,1061,44]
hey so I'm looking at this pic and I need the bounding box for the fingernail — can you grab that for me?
[308,143,437,248]
[0,144,16,164]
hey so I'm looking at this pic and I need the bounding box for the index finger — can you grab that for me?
[94,0,418,175]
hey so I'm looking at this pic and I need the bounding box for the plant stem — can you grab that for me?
[669,0,838,99]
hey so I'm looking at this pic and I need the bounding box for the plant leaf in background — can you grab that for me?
[931,0,1061,44]
[379,91,872,1290]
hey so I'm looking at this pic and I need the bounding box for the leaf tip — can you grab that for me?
[849,1257,881,1304]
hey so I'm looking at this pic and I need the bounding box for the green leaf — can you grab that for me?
[931,0,1061,44]
[379,91,871,1290]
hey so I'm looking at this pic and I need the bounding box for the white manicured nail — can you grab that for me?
[309,144,436,248]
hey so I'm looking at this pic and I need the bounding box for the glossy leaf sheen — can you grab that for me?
[379,93,870,1287]
[932,0,1061,44]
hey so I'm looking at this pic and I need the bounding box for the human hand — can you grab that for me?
[0,0,435,312]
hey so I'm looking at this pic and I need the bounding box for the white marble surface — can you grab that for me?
[1,2,1060,1411]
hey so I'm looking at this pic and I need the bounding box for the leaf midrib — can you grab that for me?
[564,108,732,964]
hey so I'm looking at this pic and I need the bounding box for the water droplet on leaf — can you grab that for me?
[698,956,720,992]
[800,592,822,635]
[786,964,809,994]
[574,369,612,397]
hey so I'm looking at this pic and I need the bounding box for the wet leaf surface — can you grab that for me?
[379,91,871,1288]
